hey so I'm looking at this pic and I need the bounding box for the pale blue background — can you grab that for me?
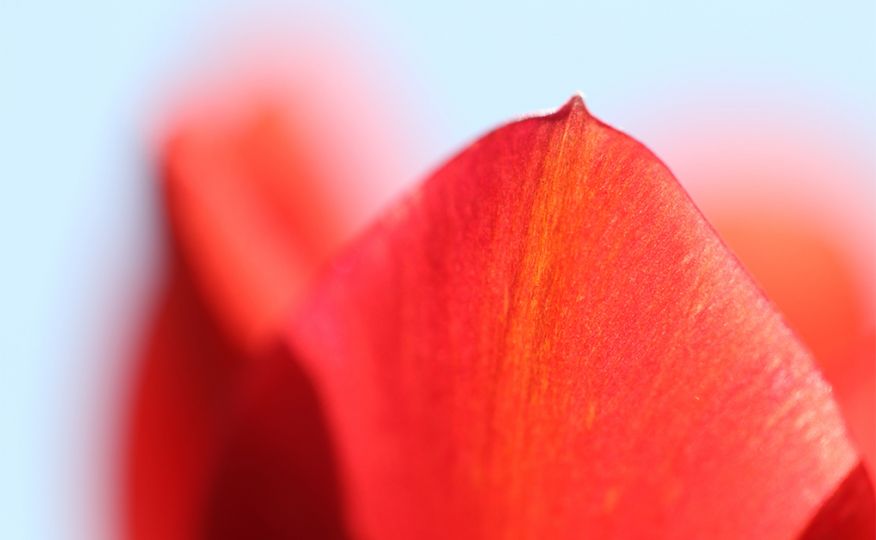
[1,1,874,538]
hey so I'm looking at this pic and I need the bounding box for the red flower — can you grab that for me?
[125,83,874,538]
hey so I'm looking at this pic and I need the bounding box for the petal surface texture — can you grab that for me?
[288,97,871,539]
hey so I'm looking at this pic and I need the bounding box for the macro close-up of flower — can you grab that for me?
[2,1,874,539]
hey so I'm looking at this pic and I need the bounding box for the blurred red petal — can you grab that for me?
[127,57,405,539]
[153,29,426,355]
[203,344,348,539]
[126,95,335,539]
[162,97,347,353]
[127,99,350,538]
[126,25,424,537]
[125,263,348,540]
[286,97,873,539]
[125,263,242,540]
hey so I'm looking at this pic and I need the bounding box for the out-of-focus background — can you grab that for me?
[1,1,874,538]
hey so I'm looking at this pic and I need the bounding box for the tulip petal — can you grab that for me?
[161,98,347,353]
[710,214,876,469]
[203,345,348,540]
[126,263,348,540]
[799,463,875,539]
[128,75,380,538]
[125,264,242,540]
[287,97,872,539]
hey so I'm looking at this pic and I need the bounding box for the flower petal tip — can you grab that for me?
[557,93,590,117]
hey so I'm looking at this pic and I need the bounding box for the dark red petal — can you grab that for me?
[286,97,871,539]
[127,83,368,538]
[203,345,348,540]
[125,265,348,540]
[799,463,875,539]
[124,264,242,540]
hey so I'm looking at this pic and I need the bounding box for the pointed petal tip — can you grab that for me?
[514,93,591,126]
[560,92,590,116]
[541,93,592,126]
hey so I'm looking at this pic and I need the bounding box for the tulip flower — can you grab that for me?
[125,80,874,538]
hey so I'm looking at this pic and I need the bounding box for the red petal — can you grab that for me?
[128,56,408,536]
[124,263,243,540]
[287,97,872,538]
[125,92,341,538]
[162,97,348,353]
[648,113,875,470]
[202,345,347,539]
[799,463,875,539]
[157,41,425,354]
[124,264,348,540]
[710,215,875,469]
